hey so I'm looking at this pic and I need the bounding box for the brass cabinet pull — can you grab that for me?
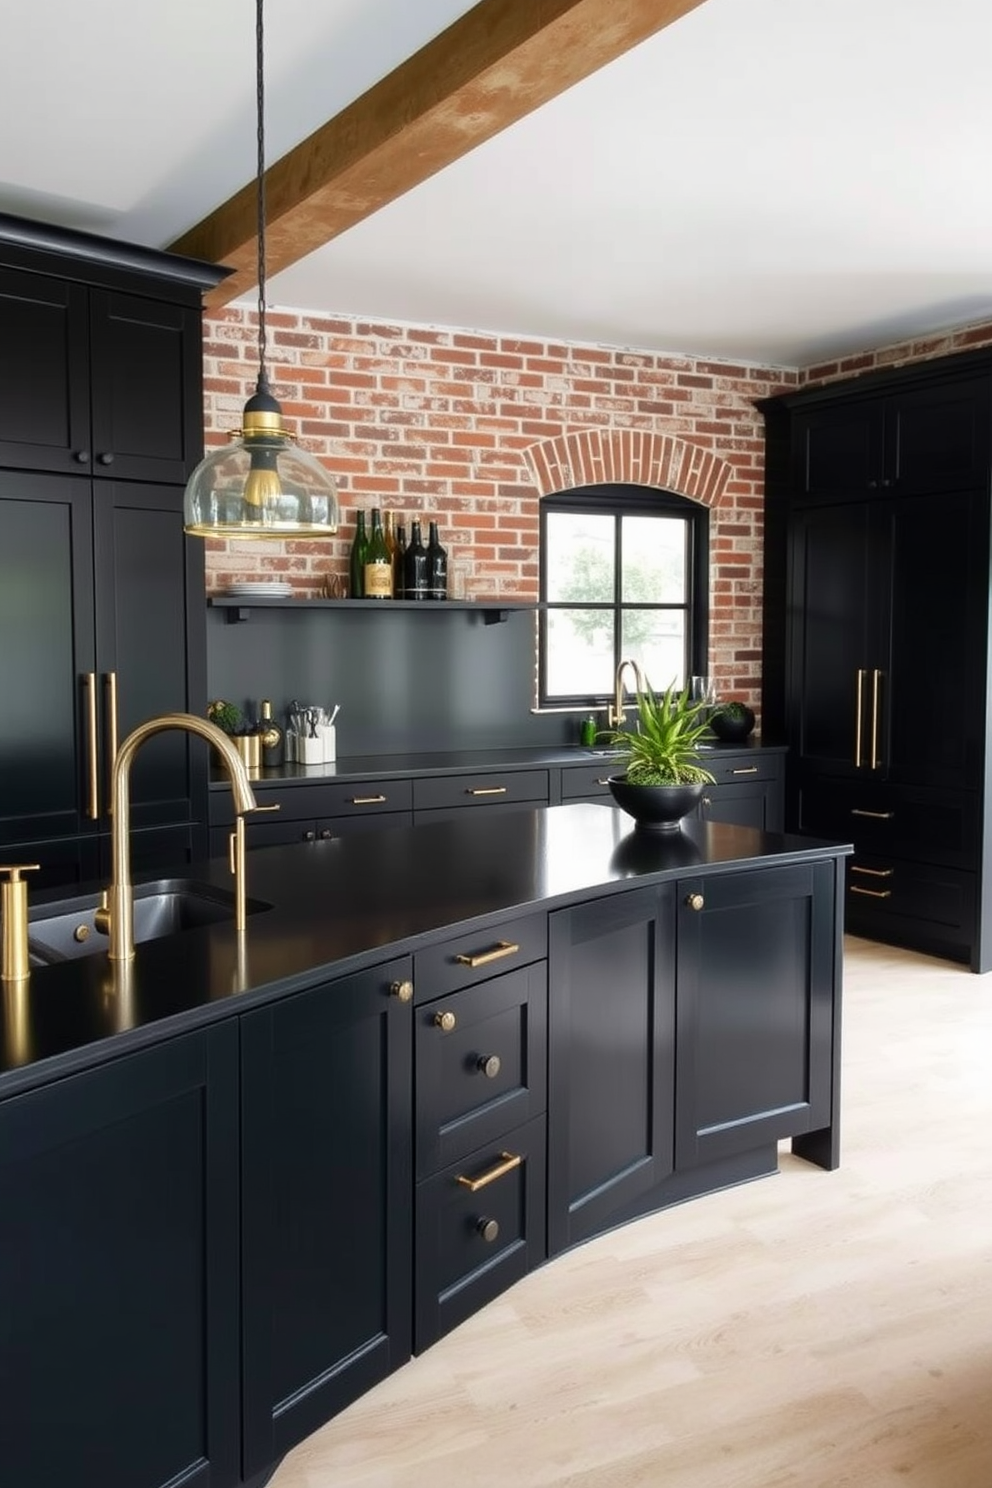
[854,669,866,768]
[851,864,893,878]
[104,671,118,814]
[456,1151,522,1193]
[871,668,882,770]
[350,794,387,806]
[596,778,610,786]
[477,1054,502,1079]
[685,893,705,911]
[390,979,413,1003]
[434,1009,457,1032]
[453,939,520,968]
[850,885,892,899]
[83,672,99,820]
[466,785,508,796]
[701,797,711,807]
[731,766,758,775]
[851,808,894,820]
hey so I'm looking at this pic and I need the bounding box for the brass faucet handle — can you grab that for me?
[0,864,41,984]
[249,803,281,814]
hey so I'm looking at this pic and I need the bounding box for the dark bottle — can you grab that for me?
[349,510,368,599]
[426,520,448,600]
[404,520,429,600]
[258,698,285,767]
[363,509,393,599]
[393,521,407,600]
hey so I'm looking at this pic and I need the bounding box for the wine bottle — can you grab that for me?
[349,510,368,599]
[258,698,285,767]
[363,509,393,599]
[404,520,428,600]
[393,521,407,600]
[426,520,448,600]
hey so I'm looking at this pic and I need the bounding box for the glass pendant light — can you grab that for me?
[183,0,339,538]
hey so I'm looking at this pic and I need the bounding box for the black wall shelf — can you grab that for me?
[208,597,537,625]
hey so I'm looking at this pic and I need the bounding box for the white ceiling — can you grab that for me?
[3,0,992,367]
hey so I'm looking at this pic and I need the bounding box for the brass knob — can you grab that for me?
[434,1009,457,1032]
[476,1217,500,1243]
[73,924,91,944]
[477,1054,501,1079]
[390,979,413,1003]
[685,892,705,911]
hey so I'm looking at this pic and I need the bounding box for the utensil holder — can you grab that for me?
[298,734,324,765]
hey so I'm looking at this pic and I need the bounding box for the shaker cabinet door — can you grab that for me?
[0,266,90,473]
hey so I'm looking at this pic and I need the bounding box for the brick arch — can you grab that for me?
[523,428,734,508]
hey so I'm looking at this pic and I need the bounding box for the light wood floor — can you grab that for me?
[272,937,992,1487]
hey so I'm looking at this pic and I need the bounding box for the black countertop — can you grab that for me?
[1,804,845,1097]
[209,739,785,788]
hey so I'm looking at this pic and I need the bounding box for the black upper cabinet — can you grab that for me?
[794,374,990,499]
[0,266,205,482]
[0,217,222,888]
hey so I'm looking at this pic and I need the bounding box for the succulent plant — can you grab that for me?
[598,680,716,786]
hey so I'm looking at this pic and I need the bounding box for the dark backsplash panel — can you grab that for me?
[206,606,579,755]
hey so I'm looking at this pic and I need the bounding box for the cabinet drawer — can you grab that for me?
[798,778,977,870]
[414,1115,547,1353]
[414,913,547,1000]
[416,963,547,1177]
[210,777,412,828]
[845,854,975,960]
[561,763,615,799]
[703,751,781,786]
[413,770,549,812]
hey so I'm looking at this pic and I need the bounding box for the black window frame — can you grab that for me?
[538,484,710,709]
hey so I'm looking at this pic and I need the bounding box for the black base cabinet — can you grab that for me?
[0,1024,241,1488]
[239,957,413,1480]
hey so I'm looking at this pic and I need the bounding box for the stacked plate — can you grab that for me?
[225,581,294,599]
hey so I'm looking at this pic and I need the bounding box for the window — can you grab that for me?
[538,485,709,708]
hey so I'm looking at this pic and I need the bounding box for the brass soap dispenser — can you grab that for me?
[1,864,40,982]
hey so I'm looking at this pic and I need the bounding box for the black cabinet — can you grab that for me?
[0,1023,241,1488]
[762,352,992,968]
[240,957,413,1479]
[547,884,675,1255]
[208,777,414,855]
[675,860,838,1171]
[0,217,222,891]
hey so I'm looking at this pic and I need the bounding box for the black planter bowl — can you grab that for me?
[708,704,755,743]
[607,776,705,831]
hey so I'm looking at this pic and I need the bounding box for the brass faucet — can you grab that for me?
[100,713,259,961]
[608,658,647,729]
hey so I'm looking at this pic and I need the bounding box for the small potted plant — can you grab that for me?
[598,679,715,831]
[708,698,756,743]
[206,699,244,736]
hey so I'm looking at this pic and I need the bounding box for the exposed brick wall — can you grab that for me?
[201,306,798,704]
[801,317,992,389]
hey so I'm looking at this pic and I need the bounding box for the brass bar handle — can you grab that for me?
[453,939,520,968]
[851,864,893,878]
[854,669,866,768]
[851,808,894,820]
[456,1151,522,1193]
[466,786,508,796]
[871,668,882,770]
[104,672,118,815]
[350,794,387,806]
[83,672,99,820]
[850,885,892,899]
[731,766,758,775]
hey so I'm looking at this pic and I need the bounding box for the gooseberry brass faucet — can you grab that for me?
[100,713,259,961]
[608,658,647,729]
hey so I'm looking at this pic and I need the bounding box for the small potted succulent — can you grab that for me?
[598,679,715,831]
[708,698,756,743]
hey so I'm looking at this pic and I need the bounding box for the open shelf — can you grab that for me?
[208,597,537,625]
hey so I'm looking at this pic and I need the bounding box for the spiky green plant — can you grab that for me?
[598,680,716,786]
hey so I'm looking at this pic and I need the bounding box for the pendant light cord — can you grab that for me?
[255,0,269,387]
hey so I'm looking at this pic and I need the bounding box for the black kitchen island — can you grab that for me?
[0,805,850,1488]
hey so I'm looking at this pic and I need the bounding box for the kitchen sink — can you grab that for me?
[28,878,271,964]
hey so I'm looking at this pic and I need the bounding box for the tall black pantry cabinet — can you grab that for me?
[0,214,227,890]
[759,350,992,970]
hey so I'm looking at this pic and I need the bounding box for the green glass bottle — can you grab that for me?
[363,509,393,599]
[349,510,368,599]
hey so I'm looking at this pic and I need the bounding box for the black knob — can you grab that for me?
[304,830,316,841]
[75,450,90,463]
[476,1217,500,1243]
[97,452,115,466]
[477,1054,501,1079]
[867,479,878,489]
[319,828,333,839]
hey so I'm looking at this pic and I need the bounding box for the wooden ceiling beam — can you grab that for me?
[170,0,710,307]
